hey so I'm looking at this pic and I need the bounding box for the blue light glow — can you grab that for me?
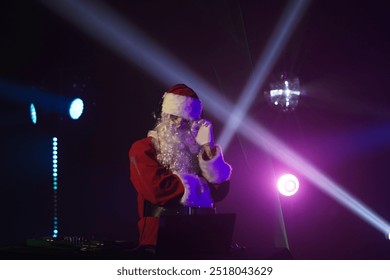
[30,103,37,124]
[218,0,310,150]
[69,98,84,120]
[238,117,390,235]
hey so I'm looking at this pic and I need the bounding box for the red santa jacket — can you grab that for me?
[129,136,231,246]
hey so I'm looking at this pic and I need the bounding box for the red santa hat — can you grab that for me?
[161,84,203,121]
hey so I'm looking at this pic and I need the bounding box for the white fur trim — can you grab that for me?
[199,145,232,184]
[147,130,157,138]
[174,172,213,208]
[162,92,202,120]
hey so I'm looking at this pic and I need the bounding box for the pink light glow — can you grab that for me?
[278,174,299,196]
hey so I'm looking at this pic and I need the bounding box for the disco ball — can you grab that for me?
[265,76,301,112]
[277,173,299,196]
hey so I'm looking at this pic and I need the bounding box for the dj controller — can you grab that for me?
[0,236,142,260]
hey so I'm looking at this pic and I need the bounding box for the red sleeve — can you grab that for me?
[129,137,185,205]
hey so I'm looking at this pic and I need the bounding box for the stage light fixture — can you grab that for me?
[30,103,37,124]
[277,174,299,196]
[217,0,310,149]
[52,137,59,238]
[69,98,84,120]
[266,76,300,112]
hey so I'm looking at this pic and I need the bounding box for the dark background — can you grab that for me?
[1,0,390,259]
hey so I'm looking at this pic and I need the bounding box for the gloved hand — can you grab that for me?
[193,119,214,147]
[177,173,213,208]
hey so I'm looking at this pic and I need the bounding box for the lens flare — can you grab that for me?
[42,0,390,238]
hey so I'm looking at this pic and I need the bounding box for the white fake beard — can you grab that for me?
[153,115,201,174]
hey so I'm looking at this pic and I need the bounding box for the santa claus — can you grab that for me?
[129,84,232,249]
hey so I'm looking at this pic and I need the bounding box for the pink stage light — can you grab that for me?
[43,0,390,238]
[277,174,299,196]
